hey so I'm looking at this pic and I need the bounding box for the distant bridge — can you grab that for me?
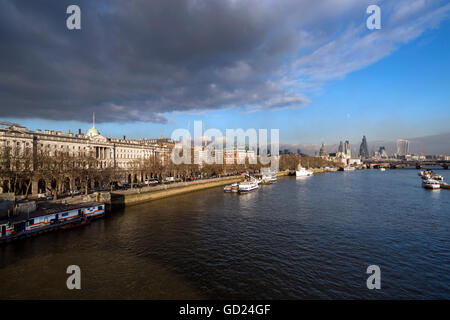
[363,160,449,170]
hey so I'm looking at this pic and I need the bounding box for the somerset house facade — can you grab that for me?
[0,121,173,195]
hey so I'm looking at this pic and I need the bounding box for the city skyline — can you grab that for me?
[3,119,449,157]
[1,0,450,150]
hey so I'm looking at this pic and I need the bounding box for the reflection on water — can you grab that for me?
[1,170,449,299]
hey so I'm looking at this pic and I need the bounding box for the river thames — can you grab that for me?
[1,169,449,299]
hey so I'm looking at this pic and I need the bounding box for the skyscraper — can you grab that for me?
[344,140,351,158]
[378,146,388,159]
[338,141,344,153]
[397,139,409,156]
[359,135,369,159]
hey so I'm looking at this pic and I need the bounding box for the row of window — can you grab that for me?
[2,141,164,159]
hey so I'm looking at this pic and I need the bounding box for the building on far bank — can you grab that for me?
[0,121,173,195]
[397,139,409,156]
[335,140,352,165]
[319,144,328,158]
[359,136,369,159]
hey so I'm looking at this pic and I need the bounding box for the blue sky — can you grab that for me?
[7,18,450,145]
[1,0,450,150]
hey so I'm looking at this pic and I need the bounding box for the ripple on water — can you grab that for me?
[1,170,449,299]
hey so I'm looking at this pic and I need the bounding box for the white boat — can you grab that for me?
[422,179,441,190]
[439,182,450,189]
[253,178,263,185]
[238,181,259,193]
[379,168,386,172]
[296,167,314,177]
[343,166,355,171]
[262,173,277,184]
[224,183,238,192]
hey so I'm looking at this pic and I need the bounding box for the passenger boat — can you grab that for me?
[419,170,434,177]
[0,202,105,243]
[262,173,277,184]
[422,179,441,190]
[224,183,238,193]
[61,220,91,230]
[440,182,450,190]
[238,181,259,193]
[296,167,313,177]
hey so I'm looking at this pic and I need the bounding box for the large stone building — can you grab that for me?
[319,144,328,158]
[193,145,257,166]
[0,121,173,195]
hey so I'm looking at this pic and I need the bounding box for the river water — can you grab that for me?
[1,169,449,299]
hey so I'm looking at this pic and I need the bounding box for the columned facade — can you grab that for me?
[0,123,173,196]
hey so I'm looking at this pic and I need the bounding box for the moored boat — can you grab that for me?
[61,220,91,230]
[254,178,263,185]
[224,183,239,193]
[296,167,313,177]
[262,173,277,184]
[0,202,105,243]
[422,179,441,190]
[238,181,259,193]
[440,182,450,189]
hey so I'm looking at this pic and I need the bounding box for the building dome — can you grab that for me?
[86,111,101,138]
[86,126,100,137]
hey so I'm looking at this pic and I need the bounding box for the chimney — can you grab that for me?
[123,135,126,140]
[78,129,82,134]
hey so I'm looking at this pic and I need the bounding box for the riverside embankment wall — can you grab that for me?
[110,176,245,207]
[54,171,292,209]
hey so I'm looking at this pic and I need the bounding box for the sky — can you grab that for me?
[1,0,449,152]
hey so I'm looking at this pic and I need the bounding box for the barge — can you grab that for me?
[0,202,105,244]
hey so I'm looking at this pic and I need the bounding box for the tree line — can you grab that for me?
[0,146,336,198]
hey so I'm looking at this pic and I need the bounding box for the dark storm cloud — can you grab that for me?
[0,0,449,123]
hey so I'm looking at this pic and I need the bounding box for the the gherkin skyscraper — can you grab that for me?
[359,135,369,159]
